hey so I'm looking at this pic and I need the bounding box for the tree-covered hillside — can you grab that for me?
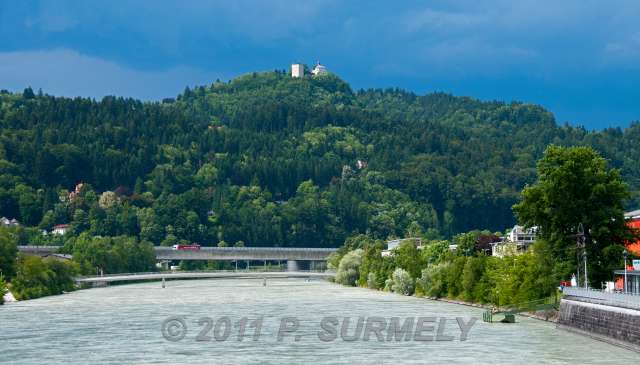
[1,70,639,247]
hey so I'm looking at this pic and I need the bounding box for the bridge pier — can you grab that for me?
[287,260,312,271]
[158,260,169,271]
[287,260,299,272]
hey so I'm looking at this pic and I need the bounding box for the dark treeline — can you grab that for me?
[1,71,640,247]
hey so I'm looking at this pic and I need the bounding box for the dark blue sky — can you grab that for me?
[1,1,640,129]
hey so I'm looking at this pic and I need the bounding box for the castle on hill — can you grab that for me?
[291,61,328,78]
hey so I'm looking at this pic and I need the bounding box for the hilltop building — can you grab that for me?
[291,63,304,78]
[290,61,330,78]
[311,62,328,76]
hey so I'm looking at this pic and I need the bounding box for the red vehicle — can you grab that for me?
[172,244,201,251]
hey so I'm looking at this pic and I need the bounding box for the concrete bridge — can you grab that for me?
[18,245,338,271]
[75,270,334,284]
[18,245,60,255]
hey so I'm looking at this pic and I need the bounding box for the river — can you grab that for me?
[0,278,636,364]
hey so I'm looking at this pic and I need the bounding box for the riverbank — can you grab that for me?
[428,296,559,322]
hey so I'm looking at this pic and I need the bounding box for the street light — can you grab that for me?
[623,249,628,294]
[576,223,587,288]
[583,250,588,289]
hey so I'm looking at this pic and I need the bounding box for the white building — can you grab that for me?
[311,62,328,76]
[0,217,19,227]
[291,63,304,78]
[491,225,538,257]
[52,224,70,235]
[507,225,538,243]
[381,238,423,257]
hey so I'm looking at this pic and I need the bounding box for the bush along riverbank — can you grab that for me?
[330,145,639,320]
[328,234,560,314]
[0,276,7,304]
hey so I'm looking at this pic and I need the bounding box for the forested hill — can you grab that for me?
[1,71,640,247]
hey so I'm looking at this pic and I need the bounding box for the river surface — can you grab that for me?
[0,278,637,364]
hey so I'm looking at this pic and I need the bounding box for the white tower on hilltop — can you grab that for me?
[311,61,328,76]
[291,63,303,78]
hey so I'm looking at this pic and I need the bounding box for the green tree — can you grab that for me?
[513,145,635,286]
[0,276,7,304]
[0,227,18,278]
[194,163,218,188]
[461,256,486,302]
[393,240,423,279]
[11,255,78,300]
[71,209,89,234]
[138,208,163,244]
[389,268,414,295]
[335,249,363,286]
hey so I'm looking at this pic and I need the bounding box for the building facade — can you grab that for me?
[614,210,640,293]
[614,259,640,294]
[491,225,538,257]
[381,238,423,257]
[291,63,303,78]
[52,224,70,235]
[311,62,328,76]
[0,217,19,227]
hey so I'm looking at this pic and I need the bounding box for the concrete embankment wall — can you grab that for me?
[558,298,640,352]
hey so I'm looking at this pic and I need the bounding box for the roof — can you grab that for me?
[43,253,73,260]
[624,210,640,219]
[511,225,538,234]
[614,270,640,276]
[53,224,69,229]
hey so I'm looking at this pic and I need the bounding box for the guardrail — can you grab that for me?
[156,247,337,252]
[20,245,337,251]
[75,268,333,280]
[18,245,61,250]
[563,286,640,310]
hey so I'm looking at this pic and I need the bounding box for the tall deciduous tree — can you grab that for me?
[513,145,635,285]
[0,227,18,278]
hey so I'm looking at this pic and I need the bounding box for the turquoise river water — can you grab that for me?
[0,278,637,364]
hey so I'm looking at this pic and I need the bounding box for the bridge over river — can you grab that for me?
[18,245,338,271]
[75,270,334,284]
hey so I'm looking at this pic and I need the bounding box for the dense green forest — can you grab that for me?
[1,70,640,248]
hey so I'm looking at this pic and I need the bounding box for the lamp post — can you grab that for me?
[583,250,588,288]
[623,249,628,294]
[576,223,587,288]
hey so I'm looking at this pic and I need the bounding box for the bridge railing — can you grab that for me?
[155,246,337,252]
[562,286,640,310]
[17,245,61,250]
[75,268,334,280]
[20,245,337,252]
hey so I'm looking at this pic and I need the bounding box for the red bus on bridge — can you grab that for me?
[172,244,201,251]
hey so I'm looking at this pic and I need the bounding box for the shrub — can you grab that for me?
[390,268,414,295]
[461,256,486,302]
[366,272,378,289]
[417,262,450,298]
[335,249,363,286]
[11,256,78,300]
[0,276,7,305]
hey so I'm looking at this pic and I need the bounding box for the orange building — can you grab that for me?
[625,210,640,255]
[614,210,640,293]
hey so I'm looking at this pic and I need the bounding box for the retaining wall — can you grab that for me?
[558,298,640,352]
